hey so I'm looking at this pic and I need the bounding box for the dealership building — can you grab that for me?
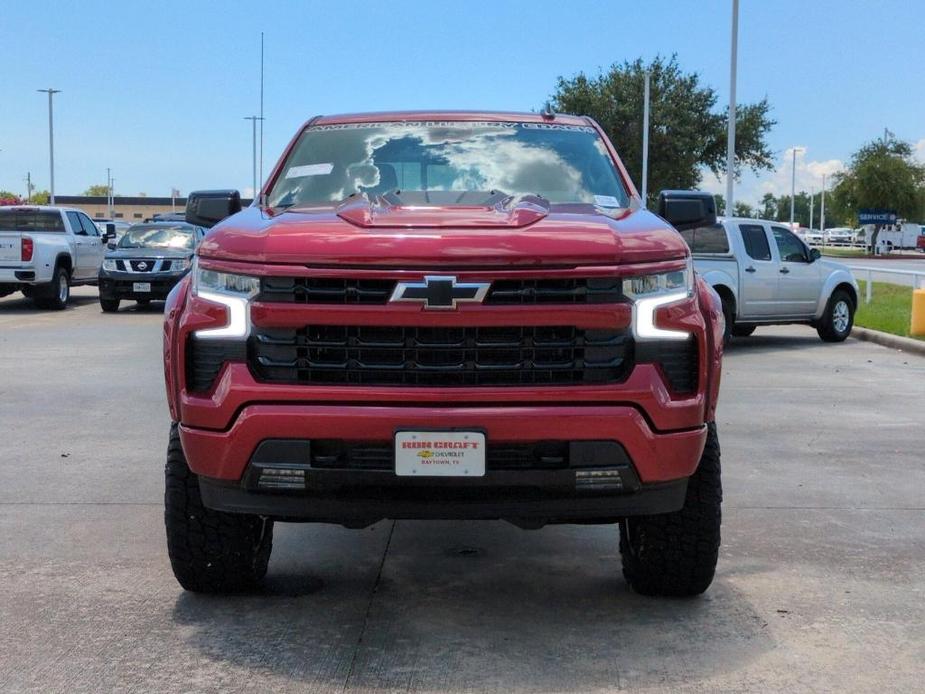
[54,195,253,222]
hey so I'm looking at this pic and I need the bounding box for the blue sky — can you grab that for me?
[1,0,922,206]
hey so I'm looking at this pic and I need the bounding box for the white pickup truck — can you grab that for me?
[660,198,859,342]
[0,206,113,309]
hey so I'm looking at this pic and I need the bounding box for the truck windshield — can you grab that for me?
[267,121,630,209]
[118,224,195,249]
[0,209,65,232]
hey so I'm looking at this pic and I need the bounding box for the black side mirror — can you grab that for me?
[656,190,718,231]
[101,223,116,242]
[185,190,242,228]
[809,247,821,262]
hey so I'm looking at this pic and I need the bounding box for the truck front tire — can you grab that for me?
[164,424,274,593]
[100,298,120,313]
[33,266,70,310]
[619,422,722,597]
[817,289,854,342]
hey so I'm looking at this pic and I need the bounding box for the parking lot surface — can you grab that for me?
[1,287,923,693]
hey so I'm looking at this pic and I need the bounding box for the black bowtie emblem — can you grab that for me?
[390,275,490,310]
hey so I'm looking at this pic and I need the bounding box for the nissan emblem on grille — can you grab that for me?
[389,275,490,310]
[137,261,148,270]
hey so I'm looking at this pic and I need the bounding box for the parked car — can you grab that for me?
[0,205,111,309]
[670,200,859,342]
[822,227,855,246]
[162,111,727,597]
[98,222,205,312]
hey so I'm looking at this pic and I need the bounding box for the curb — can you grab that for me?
[851,326,925,357]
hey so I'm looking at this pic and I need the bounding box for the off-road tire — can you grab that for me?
[731,324,756,337]
[164,423,273,592]
[817,289,854,342]
[100,298,120,313]
[33,266,70,310]
[620,421,722,597]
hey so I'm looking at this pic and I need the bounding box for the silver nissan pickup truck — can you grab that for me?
[658,191,859,343]
[0,206,113,309]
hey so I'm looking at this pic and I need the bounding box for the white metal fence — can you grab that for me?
[851,266,925,303]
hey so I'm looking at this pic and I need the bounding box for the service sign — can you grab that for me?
[394,431,486,477]
[858,209,897,225]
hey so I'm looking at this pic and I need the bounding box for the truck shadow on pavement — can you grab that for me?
[170,521,773,691]
[726,331,840,356]
[0,294,99,314]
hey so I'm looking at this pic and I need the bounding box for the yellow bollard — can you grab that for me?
[912,289,925,336]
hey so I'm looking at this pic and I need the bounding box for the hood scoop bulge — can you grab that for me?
[336,191,549,229]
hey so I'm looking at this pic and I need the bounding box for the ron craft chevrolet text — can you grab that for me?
[162,111,726,597]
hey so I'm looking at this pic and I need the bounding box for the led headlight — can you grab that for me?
[172,258,192,273]
[102,259,118,271]
[191,257,259,339]
[623,258,693,341]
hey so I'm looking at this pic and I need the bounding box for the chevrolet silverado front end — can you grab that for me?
[162,112,725,597]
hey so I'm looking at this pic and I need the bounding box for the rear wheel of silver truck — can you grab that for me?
[619,421,722,597]
[164,423,274,593]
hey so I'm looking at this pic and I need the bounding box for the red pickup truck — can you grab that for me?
[162,111,725,597]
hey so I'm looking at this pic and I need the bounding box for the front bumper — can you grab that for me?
[180,403,706,524]
[99,271,185,300]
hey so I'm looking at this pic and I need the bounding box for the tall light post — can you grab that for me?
[641,71,651,206]
[725,0,739,213]
[106,167,113,219]
[789,146,805,227]
[820,173,827,251]
[37,88,61,204]
[244,116,263,197]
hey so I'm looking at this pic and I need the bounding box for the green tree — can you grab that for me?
[759,192,777,220]
[733,201,755,218]
[832,137,925,248]
[714,193,726,216]
[30,190,50,204]
[550,55,776,207]
[84,184,111,196]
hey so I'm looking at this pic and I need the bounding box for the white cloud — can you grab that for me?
[700,147,845,208]
[913,138,925,164]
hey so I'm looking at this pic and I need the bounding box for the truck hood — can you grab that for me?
[198,202,689,268]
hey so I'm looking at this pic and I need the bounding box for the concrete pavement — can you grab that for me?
[1,287,923,693]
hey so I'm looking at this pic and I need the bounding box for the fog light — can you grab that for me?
[575,469,626,492]
[257,467,306,490]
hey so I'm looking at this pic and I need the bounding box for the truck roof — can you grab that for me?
[0,205,82,214]
[310,110,592,127]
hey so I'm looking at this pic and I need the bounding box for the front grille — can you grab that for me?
[258,277,395,304]
[129,260,155,272]
[249,325,631,387]
[487,278,622,304]
[256,277,624,305]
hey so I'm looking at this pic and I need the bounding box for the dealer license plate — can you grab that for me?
[133,282,151,293]
[395,431,486,477]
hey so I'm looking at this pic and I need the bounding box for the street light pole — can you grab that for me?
[725,0,739,213]
[37,88,61,204]
[789,147,804,227]
[820,173,826,250]
[244,116,263,197]
[809,186,814,231]
[641,71,650,207]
